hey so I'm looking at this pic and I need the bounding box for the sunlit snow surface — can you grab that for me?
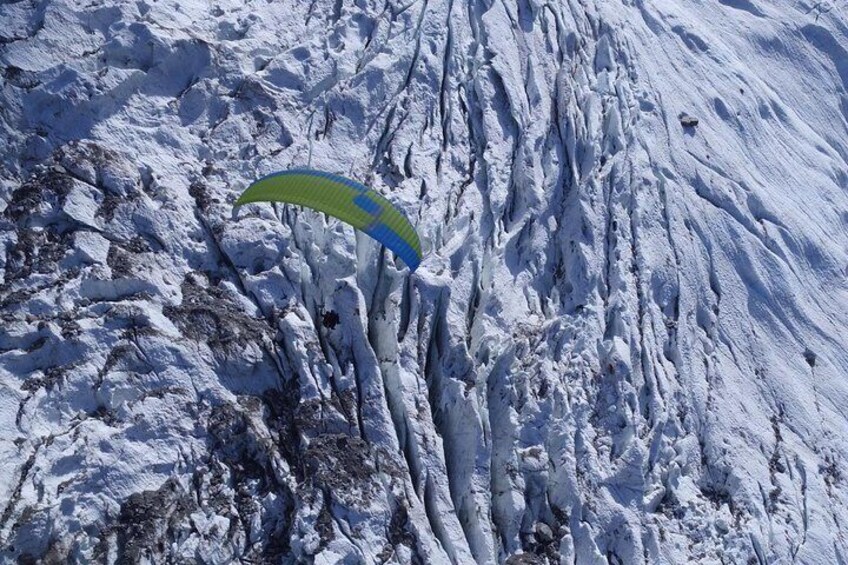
[1,0,847,562]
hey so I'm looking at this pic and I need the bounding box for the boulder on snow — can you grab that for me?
[73,231,110,264]
[534,522,554,543]
[680,114,699,127]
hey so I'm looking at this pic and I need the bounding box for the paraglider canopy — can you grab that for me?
[235,169,422,271]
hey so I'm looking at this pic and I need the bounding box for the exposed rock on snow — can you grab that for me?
[679,114,699,128]
[1,0,847,563]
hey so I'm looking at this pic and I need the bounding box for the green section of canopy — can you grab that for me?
[236,171,373,229]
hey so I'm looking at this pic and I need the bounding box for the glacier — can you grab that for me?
[1,0,847,563]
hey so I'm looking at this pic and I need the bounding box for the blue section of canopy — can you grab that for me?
[367,222,421,271]
[353,193,381,216]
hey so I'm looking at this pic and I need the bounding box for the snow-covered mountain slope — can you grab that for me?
[1,0,847,562]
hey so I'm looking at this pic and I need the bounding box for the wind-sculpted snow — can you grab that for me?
[1,0,847,563]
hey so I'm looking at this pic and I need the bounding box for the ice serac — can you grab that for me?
[1,0,847,563]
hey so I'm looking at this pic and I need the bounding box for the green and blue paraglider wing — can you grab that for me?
[235,169,422,271]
